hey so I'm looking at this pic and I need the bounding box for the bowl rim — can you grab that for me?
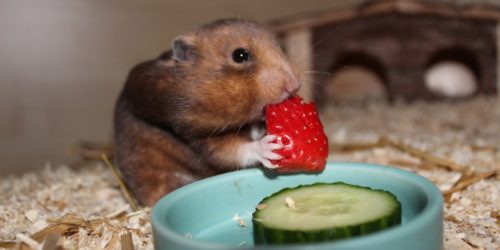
[151,161,443,249]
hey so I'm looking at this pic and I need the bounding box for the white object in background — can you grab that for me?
[424,61,477,98]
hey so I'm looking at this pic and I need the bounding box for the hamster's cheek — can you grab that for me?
[257,68,301,105]
[256,68,289,104]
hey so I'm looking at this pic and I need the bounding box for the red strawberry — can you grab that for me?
[265,96,329,173]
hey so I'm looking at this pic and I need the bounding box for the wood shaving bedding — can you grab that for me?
[0,163,153,250]
[325,97,500,250]
[1,97,499,249]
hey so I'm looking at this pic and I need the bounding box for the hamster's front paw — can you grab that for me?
[240,135,283,169]
[257,135,284,169]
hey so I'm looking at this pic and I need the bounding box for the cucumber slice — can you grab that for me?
[252,182,401,244]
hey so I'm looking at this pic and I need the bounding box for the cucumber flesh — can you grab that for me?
[253,182,401,244]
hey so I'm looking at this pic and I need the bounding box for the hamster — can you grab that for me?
[114,19,301,206]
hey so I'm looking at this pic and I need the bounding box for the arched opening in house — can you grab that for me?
[325,51,388,105]
[424,47,480,98]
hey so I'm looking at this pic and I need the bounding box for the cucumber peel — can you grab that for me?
[253,182,401,244]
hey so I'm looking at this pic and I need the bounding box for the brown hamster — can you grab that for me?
[114,19,301,206]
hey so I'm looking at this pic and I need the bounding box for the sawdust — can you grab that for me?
[325,97,500,250]
[1,96,499,249]
[0,164,153,250]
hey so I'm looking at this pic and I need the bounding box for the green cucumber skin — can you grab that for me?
[253,182,402,245]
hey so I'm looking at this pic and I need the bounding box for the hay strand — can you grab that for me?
[443,170,498,195]
[101,154,139,211]
[41,234,60,250]
[381,136,464,172]
[120,232,135,250]
[15,233,40,250]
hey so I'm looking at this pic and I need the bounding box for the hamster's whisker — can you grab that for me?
[310,23,347,52]
[303,70,334,77]
[291,50,333,68]
[209,126,221,137]
[220,118,233,133]
[289,23,348,68]
[210,118,233,137]
[235,124,243,136]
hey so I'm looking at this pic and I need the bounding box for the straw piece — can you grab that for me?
[0,241,17,249]
[332,137,467,173]
[444,215,461,223]
[101,154,139,211]
[46,217,92,229]
[330,140,386,152]
[76,141,114,161]
[31,224,75,243]
[120,232,135,250]
[381,136,464,172]
[105,204,130,219]
[470,144,498,152]
[41,234,60,250]
[16,233,40,250]
[443,170,498,195]
[387,158,420,168]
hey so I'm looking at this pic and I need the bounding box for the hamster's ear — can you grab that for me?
[172,35,196,61]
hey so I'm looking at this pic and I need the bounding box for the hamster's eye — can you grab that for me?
[232,48,251,63]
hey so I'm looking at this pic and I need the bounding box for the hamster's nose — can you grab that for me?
[285,76,301,94]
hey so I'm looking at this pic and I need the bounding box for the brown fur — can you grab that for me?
[114,19,300,206]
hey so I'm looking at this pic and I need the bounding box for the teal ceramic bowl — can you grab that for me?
[152,162,443,250]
